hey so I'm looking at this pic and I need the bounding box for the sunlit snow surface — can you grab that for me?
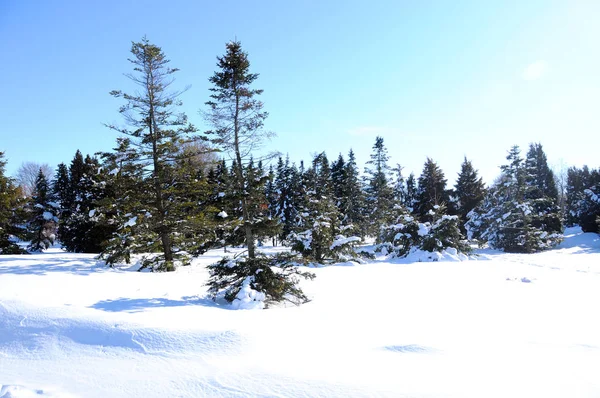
[1,228,599,397]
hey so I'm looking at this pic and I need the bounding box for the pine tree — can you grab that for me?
[454,157,486,232]
[415,158,449,222]
[342,149,365,232]
[524,143,563,235]
[205,40,275,259]
[104,37,199,271]
[27,169,58,252]
[290,153,359,262]
[420,204,470,254]
[467,145,562,252]
[363,136,395,237]
[565,166,600,232]
[404,172,417,211]
[0,152,26,254]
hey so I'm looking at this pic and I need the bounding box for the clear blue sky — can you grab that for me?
[1,0,598,184]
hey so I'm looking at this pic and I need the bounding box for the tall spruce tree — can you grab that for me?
[454,157,486,232]
[467,145,562,252]
[404,172,417,211]
[415,158,449,222]
[290,152,359,262]
[27,169,58,252]
[0,152,26,254]
[363,136,395,237]
[205,40,275,259]
[342,149,365,233]
[104,37,199,271]
[524,143,562,235]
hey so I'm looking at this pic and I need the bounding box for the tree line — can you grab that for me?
[1,37,599,305]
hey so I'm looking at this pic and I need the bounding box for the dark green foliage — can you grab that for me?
[0,152,27,254]
[378,206,421,257]
[205,40,274,259]
[290,153,360,263]
[415,158,449,222]
[27,169,58,252]
[404,173,417,211]
[420,205,471,254]
[454,157,486,232]
[59,152,115,253]
[103,37,201,271]
[363,137,395,236]
[467,145,562,252]
[206,253,316,308]
[565,166,600,232]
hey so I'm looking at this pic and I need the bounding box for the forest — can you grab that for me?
[1,38,599,306]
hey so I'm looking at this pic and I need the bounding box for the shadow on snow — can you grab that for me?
[90,295,229,313]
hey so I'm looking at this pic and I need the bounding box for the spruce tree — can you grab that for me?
[204,40,275,259]
[342,149,365,232]
[454,157,486,232]
[415,158,449,222]
[0,152,26,254]
[524,143,563,235]
[104,37,199,271]
[290,153,359,262]
[27,169,58,252]
[363,136,395,237]
[467,145,562,252]
[404,172,417,211]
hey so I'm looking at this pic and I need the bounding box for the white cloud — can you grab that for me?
[522,61,548,80]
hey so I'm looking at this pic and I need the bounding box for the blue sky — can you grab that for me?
[1,0,598,184]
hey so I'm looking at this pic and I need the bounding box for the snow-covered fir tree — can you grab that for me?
[565,166,600,232]
[467,145,562,252]
[419,204,470,254]
[289,152,360,263]
[363,136,395,237]
[204,40,277,260]
[454,157,486,232]
[415,158,450,222]
[103,37,200,271]
[26,169,58,252]
[523,143,563,236]
[404,172,418,211]
[59,152,115,253]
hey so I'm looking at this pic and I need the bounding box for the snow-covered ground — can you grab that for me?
[1,228,599,397]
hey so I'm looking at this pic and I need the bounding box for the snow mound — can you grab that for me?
[399,248,470,263]
[230,277,266,310]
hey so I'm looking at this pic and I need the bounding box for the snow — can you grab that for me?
[42,212,54,221]
[123,216,137,227]
[230,276,266,310]
[329,235,361,249]
[217,210,228,218]
[0,228,600,397]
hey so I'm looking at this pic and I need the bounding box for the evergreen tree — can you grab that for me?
[57,152,115,253]
[290,153,359,262]
[52,163,70,215]
[0,152,26,254]
[363,136,395,237]
[205,40,275,259]
[420,204,470,254]
[454,157,486,232]
[342,149,365,232]
[27,169,58,252]
[104,37,199,271]
[467,145,562,252]
[565,166,600,231]
[524,143,563,235]
[404,172,417,211]
[415,158,449,222]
